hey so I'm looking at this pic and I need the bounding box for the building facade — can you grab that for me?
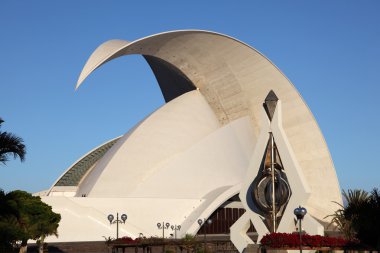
[39,31,342,248]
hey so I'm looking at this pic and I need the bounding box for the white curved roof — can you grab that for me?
[74,30,341,222]
[41,31,342,242]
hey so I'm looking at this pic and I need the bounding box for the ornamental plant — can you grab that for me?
[260,233,359,248]
[113,236,141,244]
[326,188,380,250]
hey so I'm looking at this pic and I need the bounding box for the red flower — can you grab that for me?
[260,233,359,248]
[113,236,141,244]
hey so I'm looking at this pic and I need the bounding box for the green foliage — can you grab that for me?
[0,118,26,165]
[181,234,198,252]
[344,188,380,250]
[326,189,369,240]
[0,189,24,248]
[326,188,380,250]
[325,203,355,240]
[342,189,369,206]
[0,189,61,249]
[103,235,115,245]
[182,233,196,241]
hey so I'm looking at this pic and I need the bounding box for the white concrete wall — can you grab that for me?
[77,90,221,197]
[44,105,256,242]
[76,31,342,222]
[42,196,202,242]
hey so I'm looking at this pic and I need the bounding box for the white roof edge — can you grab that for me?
[74,29,340,193]
[46,136,122,195]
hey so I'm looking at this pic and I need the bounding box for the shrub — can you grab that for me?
[260,233,359,248]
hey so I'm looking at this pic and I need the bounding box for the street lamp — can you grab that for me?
[157,222,170,253]
[294,206,307,253]
[170,224,181,239]
[198,218,212,253]
[170,225,181,253]
[107,213,127,239]
[157,222,171,238]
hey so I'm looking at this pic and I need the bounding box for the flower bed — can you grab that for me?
[113,236,142,245]
[110,236,178,246]
[260,233,360,249]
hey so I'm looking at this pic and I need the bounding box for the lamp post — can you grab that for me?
[170,225,181,253]
[294,206,307,253]
[197,218,212,253]
[157,222,171,238]
[107,213,127,239]
[157,222,170,253]
[170,224,181,239]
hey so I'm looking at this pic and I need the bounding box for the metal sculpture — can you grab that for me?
[250,91,291,233]
[230,90,322,253]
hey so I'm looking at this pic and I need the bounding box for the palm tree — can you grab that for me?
[325,202,354,239]
[0,118,26,165]
[326,189,369,240]
[342,189,369,207]
[345,188,380,250]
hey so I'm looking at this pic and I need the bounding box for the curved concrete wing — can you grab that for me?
[76,39,131,89]
[75,30,341,223]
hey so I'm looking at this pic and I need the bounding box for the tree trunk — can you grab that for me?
[19,240,27,253]
[38,236,45,253]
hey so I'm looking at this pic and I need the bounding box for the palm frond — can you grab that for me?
[0,131,26,163]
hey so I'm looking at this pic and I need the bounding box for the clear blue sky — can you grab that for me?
[0,1,379,194]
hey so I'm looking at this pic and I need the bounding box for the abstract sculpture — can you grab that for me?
[230,90,324,252]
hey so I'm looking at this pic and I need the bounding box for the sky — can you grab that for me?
[0,1,379,194]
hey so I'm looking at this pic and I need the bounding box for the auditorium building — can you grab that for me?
[38,30,342,250]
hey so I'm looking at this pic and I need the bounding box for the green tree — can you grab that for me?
[0,189,26,252]
[345,188,380,250]
[327,188,380,250]
[0,118,26,165]
[0,190,61,253]
[326,189,369,240]
[342,189,369,207]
